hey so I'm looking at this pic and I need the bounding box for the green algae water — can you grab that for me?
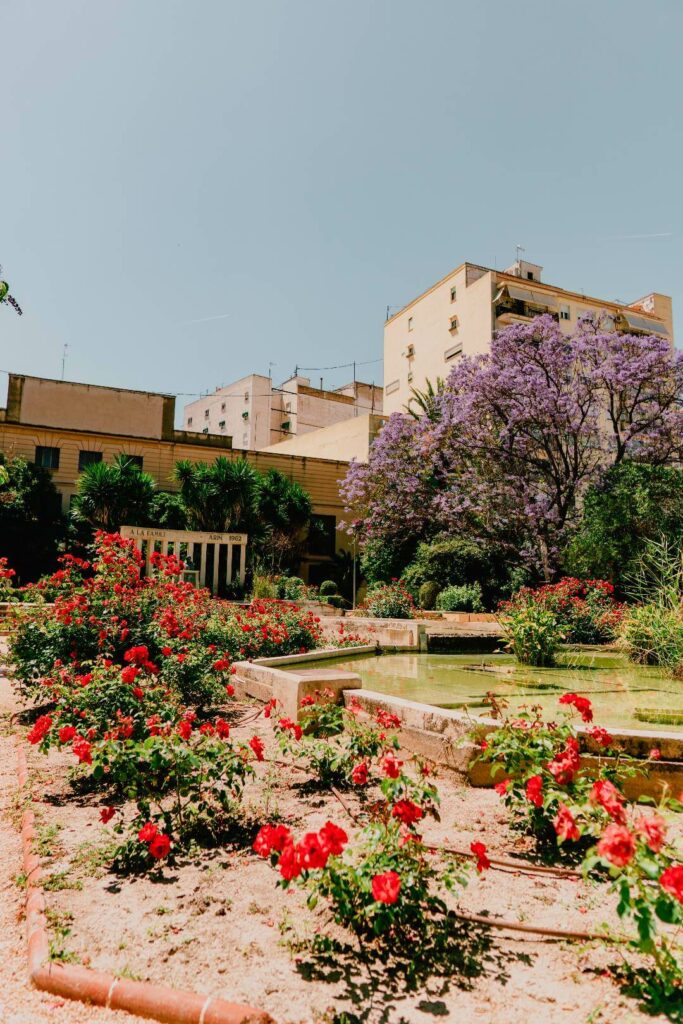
[292,648,683,733]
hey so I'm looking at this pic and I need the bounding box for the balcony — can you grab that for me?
[495,300,559,326]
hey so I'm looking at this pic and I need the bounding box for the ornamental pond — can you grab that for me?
[291,648,683,734]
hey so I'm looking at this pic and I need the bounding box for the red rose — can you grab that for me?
[588,726,613,749]
[372,870,401,904]
[124,645,150,666]
[138,822,158,843]
[277,840,302,880]
[161,646,172,657]
[659,865,683,905]
[391,800,424,825]
[99,806,116,824]
[58,725,77,744]
[27,714,53,745]
[589,779,626,824]
[494,779,511,796]
[225,684,235,697]
[132,687,144,700]
[215,718,230,738]
[554,803,580,842]
[318,821,348,856]
[296,832,330,870]
[559,692,593,723]
[72,736,92,764]
[525,775,543,808]
[597,824,636,867]
[470,841,491,872]
[351,762,369,786]
[636,814,667,853]
[148,833,171,859]
[253,824,292,858]
[176,720,192,740]
[121,665,139,684]
[381,753,403,779]
[649,747,662,761]
[249,735,265,761]
[546,737,581,785]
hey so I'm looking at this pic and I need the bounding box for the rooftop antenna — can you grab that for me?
[61,343,69,380]
[515,244,525,263]
[268,361,275,380]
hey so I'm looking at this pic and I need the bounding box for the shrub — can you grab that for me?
[251,575,278,599]
[418,580,440,611]
[275,575,306,601]
[319,580,338,598]
[501,577,624,647]
[435,582,484,613]
[473,692,640,854]
[326,594,350,610]
[620,603,683,672]
[362,581,415,619]
[498,595,563,666]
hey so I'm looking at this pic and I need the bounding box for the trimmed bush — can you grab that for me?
[363,581,415,619]
[319,580,338,598]
[418,580,440,611]
[435,582,484,613]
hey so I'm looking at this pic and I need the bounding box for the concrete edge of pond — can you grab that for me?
[233,647,683,799]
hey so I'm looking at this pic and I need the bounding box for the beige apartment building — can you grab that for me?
[0,374,354,584]
[183,374,382,450]
[383,259,674,415]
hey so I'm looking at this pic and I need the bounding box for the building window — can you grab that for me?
[78,450,103,471]
[218,420,226,429]
[527,271,534,280]
[445,342,463,361]
[406,343,415,358]
[559,304,570,320]
[285,401,291,413]
[449,315,458,332]
[244,391,249,402]
[221,402,226,412]
[204,409,210,419]
[202,427,209,434]
[386,379,400,395]
[408,316,413,331]
[120,454,143,470]
[450,286,457,302]
[187,416,193,426]
[35,445,60,470]
[308,514,337,557]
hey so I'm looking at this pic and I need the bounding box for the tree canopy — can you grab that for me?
[342,316,683,581]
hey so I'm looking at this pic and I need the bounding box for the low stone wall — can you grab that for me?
[232,651,366,719]
[236,647,683,796]
[319,616,426,650]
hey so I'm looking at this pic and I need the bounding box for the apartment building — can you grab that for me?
[183,374,383,450]
[383,259,674,415]
[0,374,353,583]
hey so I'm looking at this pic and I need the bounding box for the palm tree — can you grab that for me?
[173,457,260,532]
[404,377,445,421]
[256,469,313,573]
[71,455,157,531]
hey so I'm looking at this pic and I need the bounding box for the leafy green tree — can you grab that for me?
[564,462,683,593]
[0,455,64,582]
[174,457,260,532]
[403,377,444,421]
[256,469,312,573]
[70,455,157,532]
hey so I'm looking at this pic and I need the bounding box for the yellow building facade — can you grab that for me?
[384,259,674,415]
[0,374,353,583]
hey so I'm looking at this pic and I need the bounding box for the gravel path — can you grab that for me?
[0,668,147,1024]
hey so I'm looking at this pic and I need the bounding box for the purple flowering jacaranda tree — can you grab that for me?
[342,315,683,579]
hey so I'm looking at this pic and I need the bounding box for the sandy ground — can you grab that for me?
[0,674,149,1024]
[12,693,681,1024]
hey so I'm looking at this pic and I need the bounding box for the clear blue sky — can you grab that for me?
[1,0,681,413]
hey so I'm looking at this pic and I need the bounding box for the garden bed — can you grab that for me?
[17,701,681,1024]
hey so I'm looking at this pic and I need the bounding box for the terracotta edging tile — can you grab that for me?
[15,736,274,1024]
